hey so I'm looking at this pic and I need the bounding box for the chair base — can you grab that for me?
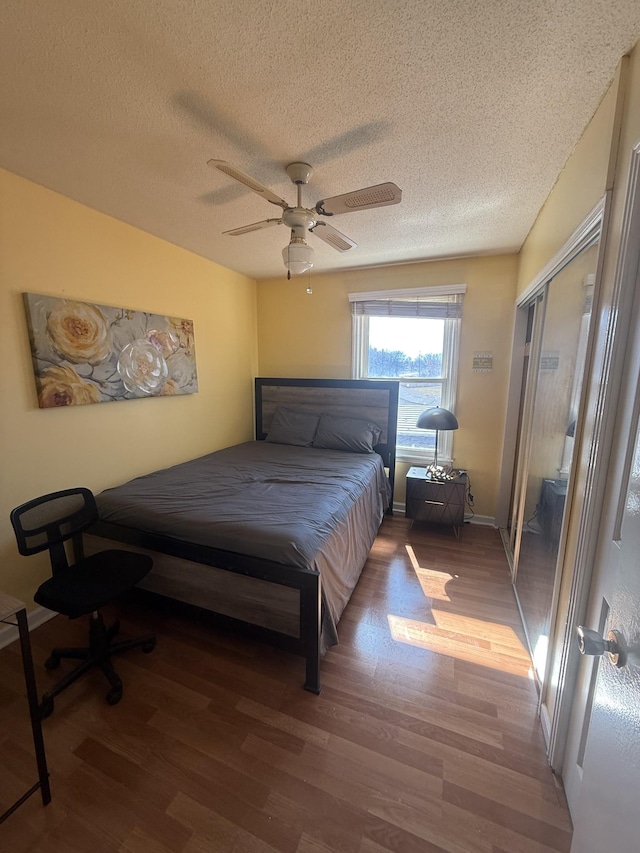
[40,612,156,718]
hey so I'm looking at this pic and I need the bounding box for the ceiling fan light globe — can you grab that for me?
[282,241,314,275]
[288,260,313,275]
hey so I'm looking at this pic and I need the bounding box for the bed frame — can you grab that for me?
[89,377,399,694]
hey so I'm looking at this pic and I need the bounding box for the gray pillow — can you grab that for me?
[313,414,382,453]
[264,407,320,446]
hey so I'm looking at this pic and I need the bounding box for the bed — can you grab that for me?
[88,377,399,693]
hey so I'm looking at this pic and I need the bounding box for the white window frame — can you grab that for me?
[350,284,465,464]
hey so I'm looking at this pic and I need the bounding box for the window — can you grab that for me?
[350,285,465,463]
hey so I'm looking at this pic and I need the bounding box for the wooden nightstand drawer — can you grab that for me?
[405,467,467,534]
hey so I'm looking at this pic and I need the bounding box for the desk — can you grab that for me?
[0,593,51,823]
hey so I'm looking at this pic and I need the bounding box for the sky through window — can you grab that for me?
[369,317,444,358]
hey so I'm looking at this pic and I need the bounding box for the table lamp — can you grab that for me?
[416,406,459,478]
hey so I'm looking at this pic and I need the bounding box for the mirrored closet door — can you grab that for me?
[507,232,600,685]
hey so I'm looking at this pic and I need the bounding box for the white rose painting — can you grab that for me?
[23,293,198,408]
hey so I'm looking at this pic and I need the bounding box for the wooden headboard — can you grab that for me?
[255,377,399,498]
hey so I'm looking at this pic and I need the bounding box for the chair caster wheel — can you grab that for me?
[142,638,156,654]
[39,695,54,719]
[106,683,123,706]
[44,654,61,670]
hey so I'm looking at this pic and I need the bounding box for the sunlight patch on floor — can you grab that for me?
[430,608,524,646]
[405,544,456,600]
[387,613,534,677]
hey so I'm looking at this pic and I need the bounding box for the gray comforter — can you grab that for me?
[96,441,391,646]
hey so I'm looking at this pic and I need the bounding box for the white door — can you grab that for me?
[568,271,640,850]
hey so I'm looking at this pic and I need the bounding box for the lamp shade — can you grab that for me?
[416,407,458,473]
[416,407,459,431]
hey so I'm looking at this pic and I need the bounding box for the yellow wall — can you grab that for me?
[257,254,519,518]
[0,169,257,604]
[511,52,629,548]
[603,46,640,280]
[516,68,621,294]
[512,42,640,732]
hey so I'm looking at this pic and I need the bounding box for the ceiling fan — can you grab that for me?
[208,159,402,277]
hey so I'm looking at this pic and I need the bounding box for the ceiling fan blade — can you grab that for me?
[208,160,289,209]
[316,182,402,216]
[223,218,282,236]
[310,221,357,252]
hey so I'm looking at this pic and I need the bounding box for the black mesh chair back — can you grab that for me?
[10,487,156,718]
[11,487,97,575]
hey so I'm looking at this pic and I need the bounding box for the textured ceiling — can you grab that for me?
[2,1,640,280]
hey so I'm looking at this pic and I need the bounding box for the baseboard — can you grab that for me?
[393,502,495,527]
[466,514,495,527]
[0,605,56,650]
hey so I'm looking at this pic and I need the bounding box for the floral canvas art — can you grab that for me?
[23,293,198,408]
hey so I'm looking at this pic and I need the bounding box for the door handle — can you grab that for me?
[576,626,625,667]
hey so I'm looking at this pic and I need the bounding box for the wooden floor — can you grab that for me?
[0,517,573,852]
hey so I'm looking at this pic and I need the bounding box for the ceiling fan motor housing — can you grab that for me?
[285,162,313,184]
[282,208,317,230]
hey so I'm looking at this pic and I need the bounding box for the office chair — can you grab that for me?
[10,487,156,718]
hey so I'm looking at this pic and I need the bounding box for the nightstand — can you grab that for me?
[405,466,468,537]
